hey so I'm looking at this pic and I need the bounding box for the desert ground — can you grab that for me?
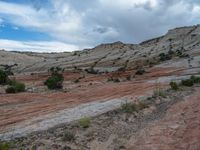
[0,25,200,149]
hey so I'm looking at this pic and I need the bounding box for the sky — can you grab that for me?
[0,0,200,52]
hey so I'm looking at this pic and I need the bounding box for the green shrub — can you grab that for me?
[49,67,64,75]
[181,79,194,87]
[190,76,200,84]
[6,86,16,93]
[6,80,25,93]
[153,89,166,98]
[62,131,75,142]
[176,50,182,56]
[0,142,10,150]
[159,53,171,61]
[44,74,64,89]
[0,69,8,85]
[121,102,137,113]
[170,81,179,90]
[15,82,25,92]
[79,117,91,128]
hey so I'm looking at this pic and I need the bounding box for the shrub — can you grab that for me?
[176,50,183,56]
[153,89,166,98]
[74,79,80,83]
[0,69,8,85]
[49,67,64,75]
[118,67,126,72]
[121,102,137,113]
[6,86,16,93]
[6,80,25,93]
[62,131,75,142]
[190,76,200,84]
[45,68,64,90]
[79,117,91,128]
[113,78,120,83]
[181,79,194,87]
[0,142,10,150]
[15,82,25,92]
[170,81,179,90]
[159,53,171,61]
[45,74,64,89]
[135,69,145,75]
[179,53,189,58]
[137,101,149,110]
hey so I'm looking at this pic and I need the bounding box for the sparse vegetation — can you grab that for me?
[107,77,120,83]
[121,102,137,113]
[190,75,200,84]
[0,69,8,85]
[44,74,64,89]
[121,101,148,113]
[135,68,145,75]
[62,131,75,142]
[0,141,10,150]
[113,78,120,82]
[180,76,200,87]
[79,117,91,128]
[176,49,189,58]
[118,67,126,72]
[153,89,166,98]
[45,67,64,89]
[137,101,149,110]
[181,79,194,87]
[159,53,172,61]
[159,50,189,62]
[6,80,25,93]
[170,81,179,90]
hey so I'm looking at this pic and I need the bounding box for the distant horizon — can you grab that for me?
[0,24,197,53]
[0,0,200,52]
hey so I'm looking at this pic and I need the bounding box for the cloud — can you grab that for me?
[0,39,80,52]
[0,18,3,23]
[0,0,200,52]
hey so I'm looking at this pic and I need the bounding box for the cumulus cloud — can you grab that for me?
[0,0,200,52]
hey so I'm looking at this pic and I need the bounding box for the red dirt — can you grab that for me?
[0,67,185,132]
[127,86,200,150]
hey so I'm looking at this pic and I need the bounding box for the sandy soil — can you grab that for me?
[127,86,200,150]
[0,66,198,140]
[2,84,199,150]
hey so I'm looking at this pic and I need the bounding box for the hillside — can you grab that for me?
[1,24,200,73]
[0,25,200,150]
